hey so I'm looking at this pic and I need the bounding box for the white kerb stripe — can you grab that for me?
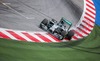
[85,14,95,21]
[79,26,91,34]
[83,19,94,26]
[62,39,69,42]
[82,20,94,28]
[86,6,96,14]
[29,33,45,42]
[74,29,83,38]
[76,28,87,36]
[1,31,17,40]
[86,11,95,17]
[81,22,93,30]
[14,31,33,42]
[71,37,77,41]
[86,1,95,9]
[40,33,58,42]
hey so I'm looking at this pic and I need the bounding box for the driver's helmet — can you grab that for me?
[61,21,64,24]
[52,19,57,23]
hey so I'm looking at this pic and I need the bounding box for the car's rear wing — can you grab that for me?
[61,17,72,26]
[61,17,73,31]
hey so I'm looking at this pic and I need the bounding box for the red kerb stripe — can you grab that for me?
[72,36,78,40]
[22,32,40,42]
[84,16,95,23]
[86,3,95,10]
[86,8,96,15]
[73,30,83,37]
[80,24,91,32]
[0,32,10,39]
[35,34,52,42]
[83,20,94,28]
[86,0,94,5]
[85,12,95,19]
[77,27,88,35]
[47,34,61,42]
[6,30,26,41]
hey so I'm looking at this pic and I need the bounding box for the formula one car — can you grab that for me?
[39,17,74,40]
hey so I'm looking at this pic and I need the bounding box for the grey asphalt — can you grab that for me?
[0,0,83,31]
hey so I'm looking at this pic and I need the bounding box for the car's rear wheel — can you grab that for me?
[40,19,48,30]
[66,30,74,40]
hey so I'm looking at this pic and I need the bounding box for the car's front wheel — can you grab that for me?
[40,19,48,30]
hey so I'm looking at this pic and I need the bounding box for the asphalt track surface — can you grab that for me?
[0,0,83,31]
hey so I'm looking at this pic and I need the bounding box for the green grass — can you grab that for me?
[0,25,100,61]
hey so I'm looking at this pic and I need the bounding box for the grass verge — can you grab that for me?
[0,25,100,61]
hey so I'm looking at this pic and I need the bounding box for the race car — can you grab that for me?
[39,17,74,40]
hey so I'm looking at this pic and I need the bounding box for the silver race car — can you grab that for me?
[39,17,74,40]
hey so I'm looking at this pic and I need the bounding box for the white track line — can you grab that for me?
[0,1,35,19]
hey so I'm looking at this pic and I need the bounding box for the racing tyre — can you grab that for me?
[40,19,48,30]
[66,30,74,40]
